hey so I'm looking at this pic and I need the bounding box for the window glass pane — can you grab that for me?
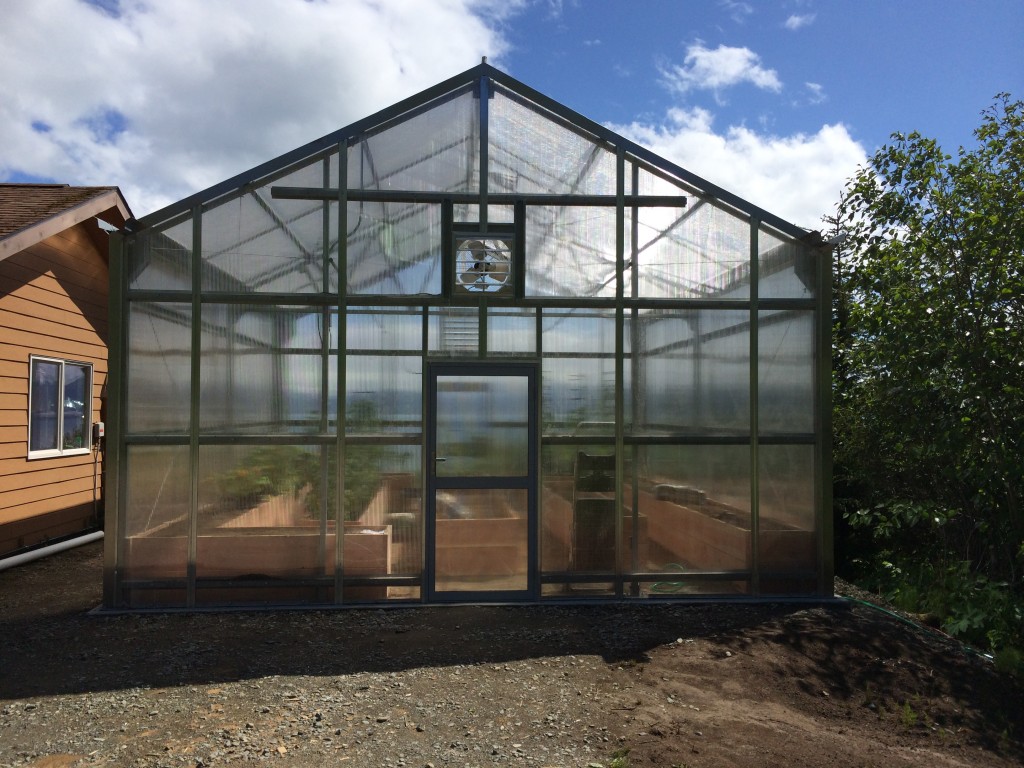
[196,444,330,601]
[435,374,529,477]
[627,309,749,436]
[542,309,617,437]
[123,445,190,581]
[345,446,422,587]
[758,310,814,435]
[758,445,817,580]
[347,307,422,351]
[759,226,817,299]
[487,307,536,355]
[348,87,476,193]
[29,359,60,452]
[434,489,528,592]
[62,363,90,451]
[525,206,617,297]
[127,215,192,291]
[199,305,332,434]
[635,203,749,299]
[127,303,192,434]
[489,86,616,195]
[346,356,422,436]
[203,161,334,294]
[541,447,619,574]
[347,201,442,295]
[636,444,752,573]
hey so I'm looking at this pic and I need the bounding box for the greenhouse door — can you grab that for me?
[426,362,538,602]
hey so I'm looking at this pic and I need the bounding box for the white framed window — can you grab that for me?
[28,355,93,459]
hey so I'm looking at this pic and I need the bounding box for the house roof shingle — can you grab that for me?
[0,183,123,240]
[0,183,132,261]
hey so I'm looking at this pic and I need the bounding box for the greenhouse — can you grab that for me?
[103,62,833,609]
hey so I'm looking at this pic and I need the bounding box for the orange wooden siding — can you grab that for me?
[0,221,108,554]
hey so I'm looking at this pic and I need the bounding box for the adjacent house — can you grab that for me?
[0,183,131,556]
[105,62,833,609]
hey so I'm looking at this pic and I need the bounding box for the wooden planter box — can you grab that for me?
[124,523,392,601]
[642,493,815,574]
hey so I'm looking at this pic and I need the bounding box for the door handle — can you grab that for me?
[434,457,447,462]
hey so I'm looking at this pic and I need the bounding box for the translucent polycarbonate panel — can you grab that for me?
[758,310,815,435]
[127,216,192,291]
[428,306,478,356]
[489,85,616,196]
[642,579,749,597]
[348,87,477,193]
[344,445,422,578]
[434,489,529,592]
[347,307,423,351]
[198,305,333,434]
[541,444,616,573]
[346,356,422,435]
[123,445,190,581]
[636,444,752,572]
[541,582,615,597]
[195,444,329,578]
[627,309,750,435]
[635,201,750,299]
[633,163,700,198]
[126,302,192,434]
[202,161,334,293]
[347,201,442,295]
[758,444,817,575]
[487,307,536,355]
[759,226,817,299]
[525,206,617,297]
[541,309,617,436]
[435,374,529,477]
[486,205,515,224]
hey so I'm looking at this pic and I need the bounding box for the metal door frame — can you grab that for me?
[424,360,539,602]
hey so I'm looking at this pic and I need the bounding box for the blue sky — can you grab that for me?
[1,0,1020,228]
[507,1,1022,156]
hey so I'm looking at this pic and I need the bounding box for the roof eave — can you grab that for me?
[0,188,133,262]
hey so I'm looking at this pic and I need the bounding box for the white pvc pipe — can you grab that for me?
[0,530,104,572]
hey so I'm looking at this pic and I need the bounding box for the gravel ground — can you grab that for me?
[2,541,1022,768]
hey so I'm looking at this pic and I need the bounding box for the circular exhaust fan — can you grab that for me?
[455,238,512,293]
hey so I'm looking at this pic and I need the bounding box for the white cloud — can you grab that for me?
[784,13,816,30]
[0,0,518,216]
[661,43,782,98]
[719,0,754,24]
[613,108,867,228]
[805,82,827,104]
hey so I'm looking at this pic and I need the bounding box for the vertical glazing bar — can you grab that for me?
[420,304,429,601]
[478,300,487,358]
[318,156,331,587]
[749,219,760,595]
[103,232,125,607]
[614,147,625,597]
[817,243,835,595]
[187,206,202,607]
[478,75,489,228]
[535,306,544,593]
[629,162,640,593]
[334,143,348,603]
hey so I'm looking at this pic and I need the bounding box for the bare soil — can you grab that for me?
[1,541,1022,768]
